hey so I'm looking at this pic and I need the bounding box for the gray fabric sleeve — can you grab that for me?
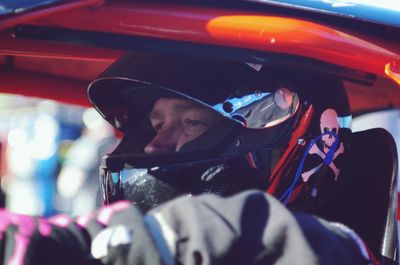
[146,190,371,265]
[87,203,164,265]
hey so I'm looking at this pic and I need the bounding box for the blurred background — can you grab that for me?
[0,94,118,217]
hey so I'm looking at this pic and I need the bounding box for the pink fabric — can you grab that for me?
[48,214,72,228]
[97,201,131,225]
[38,220,52,237]
[76,212,94,227]
[7,234,29,265]
[0,210,54,265]
[13,215,36,237]
[0,201,133,265]
[76,201,132,227]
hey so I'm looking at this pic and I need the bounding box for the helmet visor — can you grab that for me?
[93,79,300,156]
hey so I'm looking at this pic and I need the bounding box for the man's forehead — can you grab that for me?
[155,97,204,109]
[149,97,207,118]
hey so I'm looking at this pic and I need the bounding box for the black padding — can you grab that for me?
[323,128,398,263]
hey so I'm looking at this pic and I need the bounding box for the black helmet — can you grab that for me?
[88,51,351,212]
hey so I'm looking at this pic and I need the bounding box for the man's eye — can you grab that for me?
[186,119,200,126]
[153,122,163,131]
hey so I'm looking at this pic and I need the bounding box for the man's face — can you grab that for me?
[144,98,223,154]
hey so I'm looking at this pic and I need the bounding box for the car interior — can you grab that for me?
[0,1,399,264]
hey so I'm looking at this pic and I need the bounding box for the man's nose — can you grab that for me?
[144,125,180,154]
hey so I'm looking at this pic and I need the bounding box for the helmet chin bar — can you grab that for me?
[100,153,267,212]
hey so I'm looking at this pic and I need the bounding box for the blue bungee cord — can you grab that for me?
[279,131,340,205]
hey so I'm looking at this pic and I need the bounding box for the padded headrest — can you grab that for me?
[319,128,398,262]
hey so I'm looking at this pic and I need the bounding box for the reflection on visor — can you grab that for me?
[214,92,270,114]
[101,166,194,211]
[213,88,299,128]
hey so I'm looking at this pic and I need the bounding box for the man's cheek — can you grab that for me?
[176,133,202,151]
